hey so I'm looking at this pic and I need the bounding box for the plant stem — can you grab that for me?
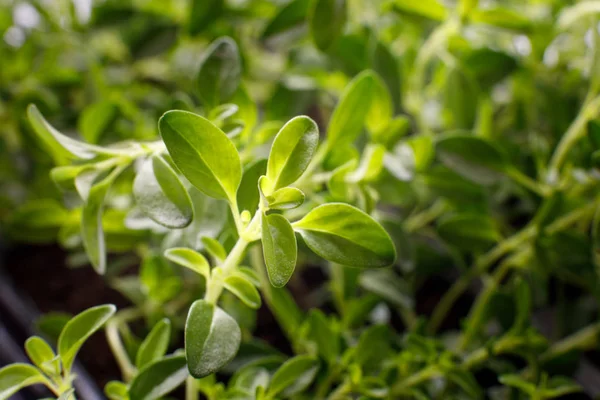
[390,365,440,395]
[540,322,600,363]
[505,167,551,197]
[105,308,143,382]
[547,95,600,180]
[404,200,448,232]
[428,200,598,334]
[185,376,198,400]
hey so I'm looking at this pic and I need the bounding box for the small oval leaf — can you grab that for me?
[266,116,319,192]
[185,300,241,378]
[268,356,320,397]
[293,203,396,267]
[262,213,298,287]
[159,110,242,201]
[266,187,306,210]
[0,364,48,400]
[164,247,210,278]
[196,37,241,108]
[224,275,262,309]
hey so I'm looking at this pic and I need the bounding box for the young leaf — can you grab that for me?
[304,310,339,364]
[237,159,267,213]
[266,187,305,210]
[265,116,319,193]
[309,0,346,51]
[436,133,507,185]
[128,355,188,400]
[267,356,320,397]
[387,0,448,21]
[136,319,171,369]
[201,237,227,263]
[27,104,101,161]
[346,143,386,183]
[196,37,241,108]
[262,212,298,288]
[81,166,125,274]
[24,337,57,374]
[327,71,377,148]
[133,155,193,229]
[292,203,396,267]
[185,300,241,378]
[159,110,242,201]
[224,275,262,309]
[105,381,129,400]
[164,247,210,279]
[0,364,48,400]
[58,304,116,373]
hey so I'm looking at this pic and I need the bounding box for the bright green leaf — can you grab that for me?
[164,247,210,278]
[293,203,396,267]
[0,364,48,400]
[58,304,116,373]
[266,116,319,193]
[266,187,305,210]
[224,275,262,309]
[262,212,298,288]
[159,110,242,201]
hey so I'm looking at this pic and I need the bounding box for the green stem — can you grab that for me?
[506,167,551,197]
[404,200,448,232]
[105,308,143,382]
[540,322,600,363]
[185,376,198,400]
[459,258,514,350]
[547,95,600,180]
[390,365,440,395]
[428,200,598,334]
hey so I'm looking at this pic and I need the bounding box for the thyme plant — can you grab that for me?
[2,0,600,399]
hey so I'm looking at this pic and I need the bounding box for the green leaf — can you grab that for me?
[134,155,193,229]
[262,212,298,288]
[444,68,478,130]
[224,275,262,309]
[265,116,319,193]
[81,166,124,274]
[266,187,305,210]
[542,376,582,398]
[589,120,600,150]
[58,304,116,373]
[188,0,223,35]
[370,39,401,113]
[470,8,533,32]
[159,110,242,201]
[185,300,241,378]
[27,104,119,162]
[237,159,267,213]
[196,37,241,108]
[327,71,377,147]
[354,325,392,372]
[262,0,311,40]
[27,104,98,161]
[293,203,396,267]
[164,247,210,278]
[387,0,448,21]
[346,143,386,183]
[436,133,507,185]
[384,143,415,182]
[136,319,171,369]
[105,381,129,400]
[0,364,48,400]
[129,355,188,400]
[309,0,346,51]
[202,236,228,263]
[438,214,501,252]
[498,374,536,395]
[365,70,393,136]
[267,356,320,397]
[304,310,339,363]
[78,100,118,144]
[25,337,57,375]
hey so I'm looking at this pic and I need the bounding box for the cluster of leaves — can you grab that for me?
[3,0,600,399]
